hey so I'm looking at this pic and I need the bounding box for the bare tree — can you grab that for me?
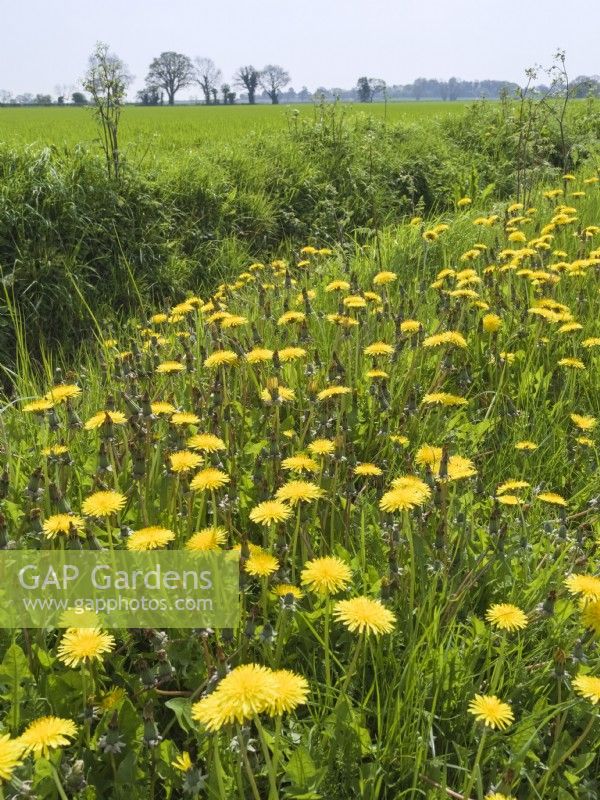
[146,52,194,105]
[259,64,291,104]
[83,42,132,178]
[194,58,222,105]
[234,65,260,104]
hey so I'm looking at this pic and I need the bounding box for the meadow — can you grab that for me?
[0,102,471,152]
[1,98,600,799]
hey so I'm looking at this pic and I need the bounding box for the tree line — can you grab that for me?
[2,44,600,107]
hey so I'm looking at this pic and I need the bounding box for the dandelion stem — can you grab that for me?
[50,764,69,800]
[462,728,487,800]
[235,724,261,800]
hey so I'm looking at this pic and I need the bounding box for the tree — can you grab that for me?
[195,57,222,105]
[259,64,290,104]
[356,76,385,102]
[221,83,230,104]
[146,51,194,105]
[71,91,87,105]
[234,65,260,104]
[83,42,132,178]
[137,85,162,105]
[34,94,52,105]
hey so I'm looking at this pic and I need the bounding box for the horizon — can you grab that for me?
[2,0,598,101]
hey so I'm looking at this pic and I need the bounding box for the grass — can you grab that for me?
[0,101,472,153]
[1,170,600,798]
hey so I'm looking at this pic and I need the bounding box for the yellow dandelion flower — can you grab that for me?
[400,320,422,334]
[333,596,396,635]
[570,414,596,431]
[281,455,319,473]
[57,627,115,667]
[23,398,54,413]
[245,551,279,577]
[185,527,227,551]
[373,271,397,285]
[496,480,530,495]
[537,492,567,507]
[364,342,394,357]
[187,433,226,453]
[190,468,230,492]
[276,481,324,505]
[482,313,502,333]
[273,583,303,599]
[246,347,274,363]
[581,601,600,634]
[278,347,307,362]
[468,694,514,729]
[172,751,193,772]
[204,351,238,368]
[44,384,82,404]
[156,361,185,374]
[317,386,352,401]
[422,393,468,407]
[171,411,201,426]
[151,401,176,416]
[422,331,467,349]
[127,526,175,551]
[485,604,528,632]
[82,490,126,518]
[565,574,600,602]
[169,450,203,473]
[84,411,128,430]
[42,513,85,539]
[0,735,24,781]
[558,357,585,369]
[20,716,77,757]
[573,673,600,704]
[264,670,309,716]
[301,556,352,595]
[249,500,292,525]
[354,463,383,476]
[191,664,277,729]
[515,440,538,450]
[308,439,336,455]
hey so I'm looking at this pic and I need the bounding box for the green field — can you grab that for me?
[0,101,471,151]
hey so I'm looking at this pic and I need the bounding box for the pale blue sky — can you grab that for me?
[2,0,598,98]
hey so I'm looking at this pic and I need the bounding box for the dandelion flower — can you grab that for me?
[249,500,292,525]
[23,399,54,413]
[482,314,502,333]
[468,694,514,730]
[187,433,226,453]
[265,670,309,715]
[151,401,176,415]
[276,481,324,505]
[573,673,600,704]
[354,463,383,476]
[485,604,528,632]
[364,342,394,357]
[317,386,352,401]
[0,735,24,781]
[496,480,530,495]
[172,751,193,772]
[127,525,175,551]
[57,627,115,667]
[537,492,567,507]
[301,556,351,595]
[44,385,82,403]
[82,490,126,518]
[42,513,85,539]
[333,596,396,635]
[278,347,307,362]
[245,551,279,577]
[84,410,128,430]
[169,450,203,473]
[422,331,467,349]
[273,583,303,599]
[565,574,600,603]
[171,411,201,426]
[204,351,238,368]
[515,440,538,451]
[191,664,277,730]
[156,361,185,374]
[570,414,596,431]
[308,439,336,455]
[20,716,77,757]
[422,393,468,407]
[190,468,230,492]
[186,527,227,551]
[373,271,396,285]
[581,600,600,634]
[281,455,319,473]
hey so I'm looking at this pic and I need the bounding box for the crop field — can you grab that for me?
[2,82,600,800]
[0,101,471,152]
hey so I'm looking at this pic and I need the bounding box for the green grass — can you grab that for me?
[2,173,600,798]
[0,101,471,153]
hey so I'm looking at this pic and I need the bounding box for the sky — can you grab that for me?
[2,0,598,99]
